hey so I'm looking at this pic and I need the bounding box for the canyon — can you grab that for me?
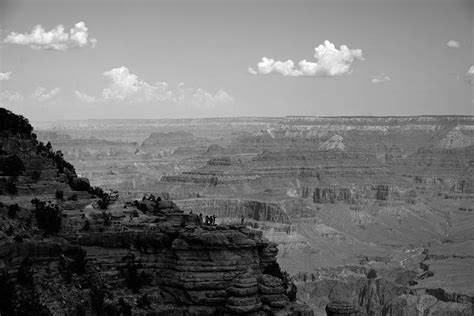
[24,114,474,315]
[0,108,312,315]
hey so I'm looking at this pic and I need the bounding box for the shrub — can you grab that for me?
[0,108,33,135]
[90,283,106,314]
[17,257,34,286]
[8,204,19,219]
[34,201,62,234]
[5,178,17,195]
[55,189,64,200]
[67,194,78,201]
[0,155,25,176]
[121,254,152,293]
[71,247,87,274]
[97,194,110,210]
[88,186,104,198]
[137,293,151,309]
[31,170,41,181]
[0,271,15,315]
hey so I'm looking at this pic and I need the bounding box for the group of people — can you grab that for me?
[203,214,217,225]
[190,210,246,226]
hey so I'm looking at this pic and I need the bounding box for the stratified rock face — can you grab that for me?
[225,270,263,313]
[440,130,474,149]
[142,131,198,147]
[318,135,345,151]
[326,301,356,316]
[207,144,225,155]
[0,108,313,316]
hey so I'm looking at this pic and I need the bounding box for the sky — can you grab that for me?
[0,0,473,120]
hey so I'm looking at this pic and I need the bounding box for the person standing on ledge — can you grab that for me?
[241,215,245,225]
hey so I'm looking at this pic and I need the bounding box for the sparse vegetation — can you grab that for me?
[31,199,62,234]
[17,257,34,286]
[121,254,152,293]
[0,154,25,176]
[8,203,19,219]
[31,170,41,181]
[0,108,33,135]
[5,178,18,195]
[55,189,64,200]
[67,193,78,201]
[97,193,111,210]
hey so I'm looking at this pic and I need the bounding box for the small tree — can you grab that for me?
[34,202,62,234]
[8,204,19,219]
[5,178,17,195]
[17,257,34,286]
[55,189,64,200]
[31,171,41,181]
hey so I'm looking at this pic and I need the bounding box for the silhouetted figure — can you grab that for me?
[189,210,193,214]
[212,215,216,225]
[199,213,203,224]
[241,215,245,225]
[205,215,210,225]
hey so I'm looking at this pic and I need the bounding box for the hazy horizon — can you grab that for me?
[1,0,473,120]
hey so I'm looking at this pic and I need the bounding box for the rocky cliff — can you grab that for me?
[0,108,313,316]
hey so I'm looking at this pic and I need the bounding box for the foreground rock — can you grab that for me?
[0,108,313,315]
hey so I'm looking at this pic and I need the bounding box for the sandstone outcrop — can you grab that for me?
[0,108,313,315]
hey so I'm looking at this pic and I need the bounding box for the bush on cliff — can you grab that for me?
[121,254,152,293]
[0,108,33,135]
[32,199,62,234]
[8,203,20,219]
[5,178,18,195]
[0,271,15,315]
[31,170,41,181]
[55,189,64,200]
[17,257,34,286]
[0,155,25,176]
[97,193,111,210]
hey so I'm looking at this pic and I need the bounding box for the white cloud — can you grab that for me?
[466,65,474,84]
[0,72,12,80]
[468,66,474,75]
[75,90,96,104]
[446,40,460,48]
[179,87,234,110]
[371,74,391,84]
[248,67,258,75]
[0,90,23,104]
[32,86,60,102]
[4,22,97,50]
[250,40,363,77]
[77,66,234,110]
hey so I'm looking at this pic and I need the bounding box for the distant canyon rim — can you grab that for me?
[31,115,474,315]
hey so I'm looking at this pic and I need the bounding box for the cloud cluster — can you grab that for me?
[0,72,12,80]
[0,90,23,105]
[446,40,460,48]
[74,91,96,104]
[76,67,234,110]
[32,87,60,102]
[4,22,97,50]
[466,65,474,84]
[248,40,363,77]
[371,74,391,84]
